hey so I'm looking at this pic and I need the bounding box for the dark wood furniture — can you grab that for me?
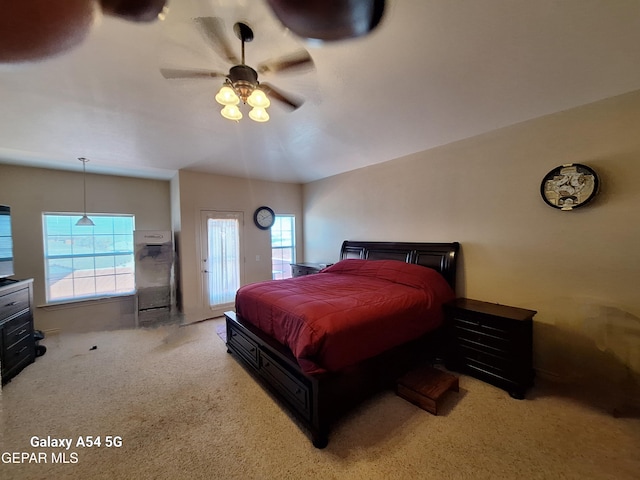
[396,365,459,415]
[1,278,35,385]
[290,262,324,277]
[443,298,535,399]
[225,240,459,448]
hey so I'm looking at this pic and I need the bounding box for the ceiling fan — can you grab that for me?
[160,17,314,122]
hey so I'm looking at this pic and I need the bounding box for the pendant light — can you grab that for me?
[76,157,95,226]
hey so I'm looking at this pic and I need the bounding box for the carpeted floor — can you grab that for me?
[1,318,639,480]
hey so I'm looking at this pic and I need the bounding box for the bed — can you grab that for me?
[224,240,460,448]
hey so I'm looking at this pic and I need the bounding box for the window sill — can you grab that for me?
[38,293,135,310]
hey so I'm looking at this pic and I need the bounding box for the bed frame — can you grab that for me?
[224,240,460,448]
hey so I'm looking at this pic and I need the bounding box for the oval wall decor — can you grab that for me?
[540,163,599,210]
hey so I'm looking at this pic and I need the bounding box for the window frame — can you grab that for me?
[42,212,136,304]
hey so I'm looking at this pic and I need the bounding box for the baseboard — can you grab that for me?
[42,328,61,336]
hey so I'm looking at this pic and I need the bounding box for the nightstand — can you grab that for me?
[443,298,535,399]
[290,263,326,278]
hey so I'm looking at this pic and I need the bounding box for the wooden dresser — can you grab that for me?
[1,278,35,385]
[444,297,535,399]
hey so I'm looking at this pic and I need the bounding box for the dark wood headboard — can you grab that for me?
[340,240,460,291]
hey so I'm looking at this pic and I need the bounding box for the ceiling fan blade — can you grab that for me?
[260,82,304,110]
[193,17,240,65]
[100,0,168,22]
[265,0,385,41]
[160,68,226,80]
[257,50,314,75]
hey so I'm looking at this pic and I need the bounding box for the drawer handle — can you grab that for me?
[17,329,28,336]
[16,346,29,355]
[5,301,18,307]
[264,361,270,367]
[250,347,255,352]
[231,332,237,337]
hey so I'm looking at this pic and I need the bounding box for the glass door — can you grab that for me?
[201,210,243,317]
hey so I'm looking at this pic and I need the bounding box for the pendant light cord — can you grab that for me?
[79,157,88,216]
[83,160,87,215]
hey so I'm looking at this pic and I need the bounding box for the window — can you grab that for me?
[271,215,295,280]
[43,213,135,302]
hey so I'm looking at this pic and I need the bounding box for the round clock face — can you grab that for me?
[253,206,275,230]
[540,163,599,210]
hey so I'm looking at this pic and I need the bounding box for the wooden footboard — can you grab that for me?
[225,311,329,447]
[225,310,446,448]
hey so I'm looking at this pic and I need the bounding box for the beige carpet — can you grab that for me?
[1,319,639,480]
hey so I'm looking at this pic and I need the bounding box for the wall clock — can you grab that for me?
[253,206,275,230]
[540,163,599,210]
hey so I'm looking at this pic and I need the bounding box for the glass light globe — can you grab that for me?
[221,104,242,121]
[249,107,269,123]
[215,86,239,106]
[247,89,270,108]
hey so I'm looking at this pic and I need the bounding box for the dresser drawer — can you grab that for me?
[3,312,33,349]
[227,324,259,369]
[2,332,35,373]
[0,286,30,320]
[260,349,311,419]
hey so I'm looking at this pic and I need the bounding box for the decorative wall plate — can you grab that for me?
[540,163,599,210]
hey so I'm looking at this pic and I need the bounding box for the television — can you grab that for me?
[0,205,15,279]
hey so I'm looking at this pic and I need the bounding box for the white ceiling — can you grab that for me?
[1,0,640,184]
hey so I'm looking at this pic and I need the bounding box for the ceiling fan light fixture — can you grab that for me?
[215,85,239,105]
[233,82,255,104]
[247,88,270,108]
[221,104,243,121]
[249,107,269,123]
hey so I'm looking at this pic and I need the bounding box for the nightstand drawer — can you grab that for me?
[463,362,521,391]
[450,312,518,336]
[458,344,515,375]
[291,265,311,277]
[453,324,515,353]
[290,263,327,278]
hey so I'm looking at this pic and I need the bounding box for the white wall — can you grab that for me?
[0,164,171,332]
[303,90,640,407]
[175,170,303,324]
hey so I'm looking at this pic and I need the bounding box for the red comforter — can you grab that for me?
[235,259,455,375]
